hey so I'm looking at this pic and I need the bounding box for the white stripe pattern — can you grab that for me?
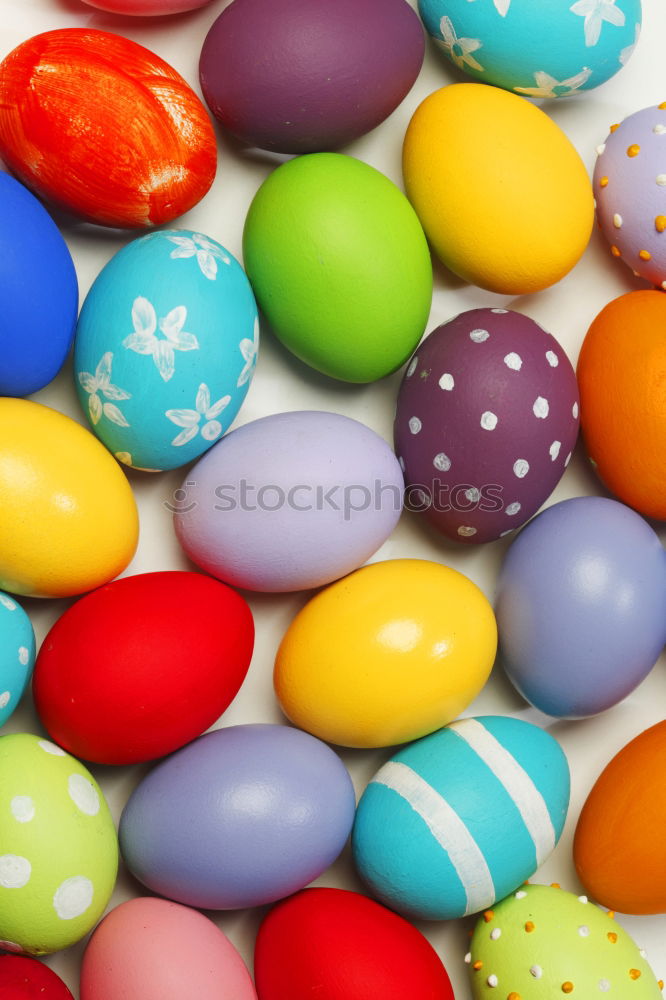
[371,760,494,915]
[449,718,556,864]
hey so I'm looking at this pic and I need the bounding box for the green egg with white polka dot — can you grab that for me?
[0,733,118,955]
[468,883,663,998]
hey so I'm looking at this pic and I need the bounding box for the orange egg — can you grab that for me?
[573,721,666,914]
[577,290,666,520]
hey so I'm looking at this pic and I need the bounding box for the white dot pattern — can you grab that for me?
[513,459,529,478]
[0,692,10,710]
[18,647,29,666]
[530,966,543,979]
[465,488,480,503]
[596,143,606,155]
[487,974,498,987]
[38,740,66,756]
[458,526,477,537]
[10,796,35,823]
[68,774,100,817]
[533,396,549,419]
[572,401,579,419]
[599,980,611,992]
[433,453,451,472]
[550,440,561,461]
[578,895,589,904]
[470,329,490,343]
[481,411,498,430]
[490,928,502,940]
[515,890,527,899]
[407,357,418,377]
[53,876,94,920]
[613,213,623,228]
[504,352,522,371]
[464,952,472,964]
[657,174,666,186]
[579,925,590,937]
[438,372,454,391]
[408,417,422,435]
[491,308,508,314]
[654,124,666,134]
[505,502,521,516]
[0,855,31,888]
[546,350,559,367]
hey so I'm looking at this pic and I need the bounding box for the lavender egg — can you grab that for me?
[595,103,666,287]
[118,724,356,909]
[394,309,579,543]
[199,0,424,153]
[173,410,403,592]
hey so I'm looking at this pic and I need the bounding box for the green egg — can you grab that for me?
[242,153,432,383]
[0,733,118,955]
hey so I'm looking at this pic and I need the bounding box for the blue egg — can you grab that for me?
[0,172,78,396]
[352,716,570,920]
[74,230,259,472]
[418,0,641,97]
[0,592,36,727]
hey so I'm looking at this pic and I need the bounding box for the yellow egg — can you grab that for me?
[274,558,497,748]
[402,83,594,295]
[0,399,139,598]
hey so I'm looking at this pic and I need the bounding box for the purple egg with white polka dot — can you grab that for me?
[394,308,579,543]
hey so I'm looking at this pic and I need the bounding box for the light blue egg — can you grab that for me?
[418,0,641,97]
[352,715,570,920]
[0,592,36,728]
[74,230,259,472]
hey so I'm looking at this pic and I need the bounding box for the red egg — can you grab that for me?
[0,29,216,228]
[0,955,73,999]
[254,888,454,1000]
[33,571,254,765]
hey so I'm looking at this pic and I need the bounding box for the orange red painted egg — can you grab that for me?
[0,29,217,228]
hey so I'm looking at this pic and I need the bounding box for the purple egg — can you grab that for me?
[394,308,579,544]
[496,497,666,718]
[173,410,404,593]
[119,724,356,909]
[594,103,666,288]
[199,0,424,153]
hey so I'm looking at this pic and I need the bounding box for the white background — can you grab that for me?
[2,0,666,995]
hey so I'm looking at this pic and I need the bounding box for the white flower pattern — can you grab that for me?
[466,0,511,16]
[570,0,625,47]
[166,384,231,447]
[123,297,199,382]
[437,16,484,72]
[515,66,592,97]
[78,353,131,427]
[237,317,260,388]
[167,233,231,281]
[619,22,640,65]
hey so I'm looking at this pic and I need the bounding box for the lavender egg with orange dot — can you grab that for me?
[595,103,666,287]
[394,308,579,544]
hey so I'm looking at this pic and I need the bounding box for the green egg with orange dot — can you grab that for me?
[468,883,663,998]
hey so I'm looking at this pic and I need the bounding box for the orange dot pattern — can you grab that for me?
[600,176,609,187]
[655,216,666,232]
[610,123,620,132]
[610,246,621,257]
[608,932,618,944]
[630,969,642,980]
[627,144,641,157]
[524,921,536,933]
[562,984,574,994]
[639,250,652,260]
[484,910,495,923]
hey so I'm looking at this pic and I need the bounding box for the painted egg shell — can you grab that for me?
[0,594,35,729]
[74,230,258,472]
[468,883,662,998]
[33,572,254,766]
[574,720,666,914]
[0,399,138,599]
[352,716,569,921]
[0,173,77,397]
[578,291,666,521]
[200,0,424,154]
[80,898,256,1000]
[119,724,355,909]
[254,888,455,1000]
[173,410,403,592]
[0,733,118,955]
[243,154,432,382]
[275,559,497,748]
[0,30,216,228]
[82,0,214,12]
[419,0,641,97]
[0,954,73,997]
[595,104,666,286]
[394,308,579,544]
[496,496,666,718]
[403,84,594,294]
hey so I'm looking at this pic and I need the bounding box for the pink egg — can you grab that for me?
[80,898,257,1000]
[81,0,214,14]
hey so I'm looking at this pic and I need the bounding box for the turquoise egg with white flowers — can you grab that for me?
[352,715,570,921]
[0,593,35,728]
[418,0,641,98]
[74,230,259,472]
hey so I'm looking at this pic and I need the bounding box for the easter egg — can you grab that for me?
[173,410,404,593]
[595,103,666,285]
[0,29,216,228]
[0,733,118,955]
[33,572,254,766]
[274,559,497,748]
[394,309,579,544]
[80,898,257,1000]
[0,173,77,397]
[574,721,666,914]
[0,594,35,729]
[119,724,355,909]
[242,154,432,382]
[0,955,73,998]
[199,0,424,153]
[82,0,213,12]
[577,290,666,520]
[402,84,594,294]
[74,230,258,472]
[0,399,138,599]
[419,0,641,97]
[254,888,455,1000]
[468,883,662,998]
[496,497,666,718]
[352,716,569,921]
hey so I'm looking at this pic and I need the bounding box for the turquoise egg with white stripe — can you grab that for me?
[352,715,570,921]
[0,592,35,728]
